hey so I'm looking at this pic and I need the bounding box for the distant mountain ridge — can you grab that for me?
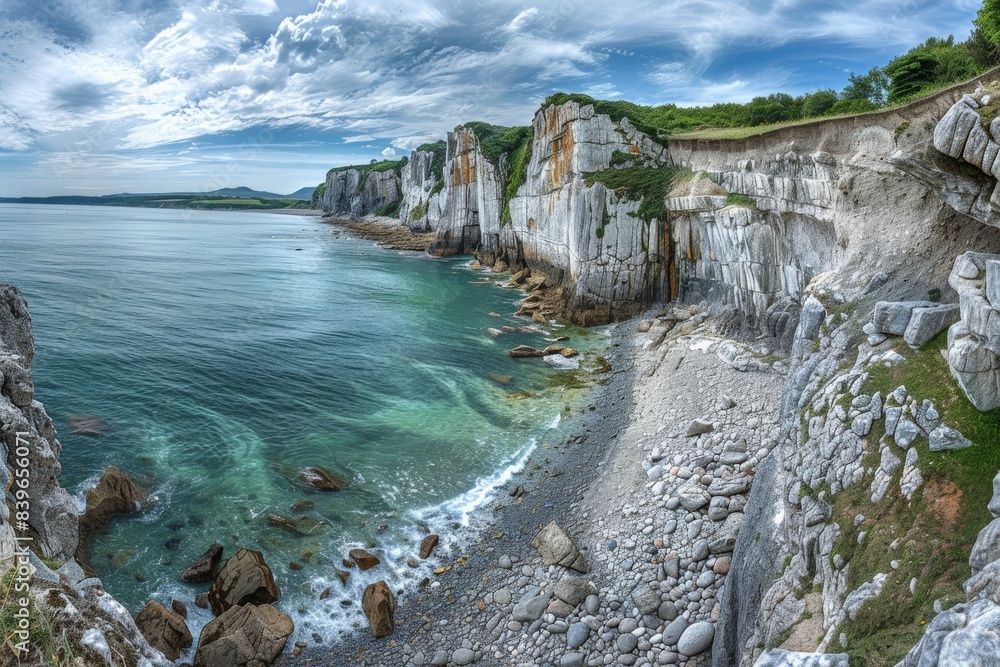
[100,186,314,200]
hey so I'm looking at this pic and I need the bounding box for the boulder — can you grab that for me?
[677,620,715,656]
[508,345,546,358]
[929,425,974,451]
[349,549,381,570]
[676,484,711,511]
[180,544,224,583]
[901,598,1000,667]
[873,301,938,335]
[76,466,146,574]
[419,535,439,559]
[208,548,281,616]
[530,521,588,572]
[297,466,344,491]
[904,304,960,348]
[554,577,595,607]
[362,581,395,638]
[135,600,192,661]
[949,324,1000,411]
[685,419,714,437]
[708,513,744,553]
[193,603,293,667]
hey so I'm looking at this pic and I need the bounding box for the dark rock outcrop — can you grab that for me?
[180,543,224,583]
[76,465,146,575]
[208,548,281,616]
[134,599,193,661]
[193,603,293,667]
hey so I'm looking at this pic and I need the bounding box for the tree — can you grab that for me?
[885,51,939,102]
[801,90,838,117]
[976,0,1000,44]
[841,67,890,106]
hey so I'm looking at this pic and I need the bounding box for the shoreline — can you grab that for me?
[321,215,435,251]
[278,315,638,667]
[279,306,788,666]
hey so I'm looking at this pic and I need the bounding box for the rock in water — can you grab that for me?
[208,548,281,616]
[180,543,224,583]
[134,600,193,661]
[297,466,344,491]
[419,535,439,559]
[66,414,110,436]
[349,548,381,570]
[193,603,293,667]
[531,521,588,573]
[508,345,546,358]
[362,581,395,638]
[76,465,146,575]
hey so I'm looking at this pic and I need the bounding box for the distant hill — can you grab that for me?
[101,186,313,200]
[284,187,316,200]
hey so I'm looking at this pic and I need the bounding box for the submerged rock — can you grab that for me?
[362,580,396,638]
[208,548,281,616]
[508,345,546,358]
[66,414,110,436]
[297,466,345,491]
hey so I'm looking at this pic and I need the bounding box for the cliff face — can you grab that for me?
[398,149,442,232]
[0,285,169,666]
[692,78,1000,666]
[499,102,670,323]
[322,167,402,218]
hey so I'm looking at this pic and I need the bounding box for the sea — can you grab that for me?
[0,203,605,645]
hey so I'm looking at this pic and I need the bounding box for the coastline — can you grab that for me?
[321,215,435,251]
[279,306,787,666]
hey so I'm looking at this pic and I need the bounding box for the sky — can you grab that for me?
[0,0,986,196]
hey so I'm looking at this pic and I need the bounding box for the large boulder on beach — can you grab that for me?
[419,535,439,559]
[362,581,396,638]
[76,465,146,574]
[134,600,192,661]
[208,548,281,616]
[193,603,293,667]
[531,521,588,573]
[180,544,224,583]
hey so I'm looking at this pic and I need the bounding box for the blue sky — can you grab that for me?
[0,0,985,196]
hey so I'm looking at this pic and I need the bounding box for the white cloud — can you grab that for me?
[0,0,984,194]
[380,146,396,157]
[506,8,539,32]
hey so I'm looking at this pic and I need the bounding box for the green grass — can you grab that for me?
[583,165,676,222]
[374,200,401,218]
[409,201,426,221]
[416,140,447,181]
[726,193,757,208]
[501,129,533,226]
[826,330,1000,666]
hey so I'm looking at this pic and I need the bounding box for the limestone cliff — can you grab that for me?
[398,149,442,232]
[322,163,404,219]
[0,285,169,666]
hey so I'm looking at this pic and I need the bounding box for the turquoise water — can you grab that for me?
[0,204,598,644]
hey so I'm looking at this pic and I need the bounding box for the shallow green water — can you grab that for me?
[0,204,602,644]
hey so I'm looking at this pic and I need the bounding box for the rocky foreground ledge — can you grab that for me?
[281,306,789,667]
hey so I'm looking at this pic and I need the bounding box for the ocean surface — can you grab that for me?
[0,203,603,643]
